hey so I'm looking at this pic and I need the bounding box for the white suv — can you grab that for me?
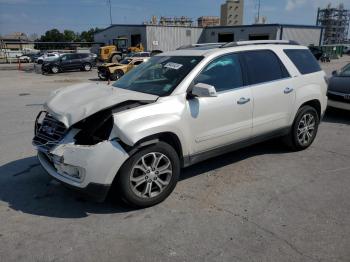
[33,40,328,207]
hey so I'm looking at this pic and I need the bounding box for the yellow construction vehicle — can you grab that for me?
[99,37,144,63]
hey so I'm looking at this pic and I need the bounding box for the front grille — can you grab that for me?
[33,111,68,153]
[328,91,350,104]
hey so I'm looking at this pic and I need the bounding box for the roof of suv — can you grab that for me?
[162,40,307,57]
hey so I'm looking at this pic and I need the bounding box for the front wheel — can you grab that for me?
[117,142,180,208]
[83,63,92,71]
[284,105,320,151]
[51,65,59,74]
[111,70,124,81]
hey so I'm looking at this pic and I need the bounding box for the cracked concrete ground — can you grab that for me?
[0,60,349,262]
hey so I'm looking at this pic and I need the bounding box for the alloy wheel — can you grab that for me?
[130,152,173,199]
[51,66,59,74]
[84,64,91,71]
[297,113,316,146]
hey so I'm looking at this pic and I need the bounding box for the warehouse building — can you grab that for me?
[94,24,323,52]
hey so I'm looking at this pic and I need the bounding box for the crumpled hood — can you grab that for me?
[44,82,158,127]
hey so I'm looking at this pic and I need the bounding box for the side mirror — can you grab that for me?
[332,70,337,76]
[191,83,217,98]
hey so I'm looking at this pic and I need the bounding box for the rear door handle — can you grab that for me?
[284,87,294,94]
[237,97,251,105]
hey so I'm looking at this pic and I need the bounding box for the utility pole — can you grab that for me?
[257,0,261,22]
[108,0,113,25]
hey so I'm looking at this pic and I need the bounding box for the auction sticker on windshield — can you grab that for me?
[164,62,183,70]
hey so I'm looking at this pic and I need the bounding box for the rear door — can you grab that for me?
[239,50,295,137]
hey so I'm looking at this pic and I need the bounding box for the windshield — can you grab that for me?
[339,64,350,77]
[112,56,203,96]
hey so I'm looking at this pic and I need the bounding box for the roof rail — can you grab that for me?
[177,43,226,50]
[221,40,300,48]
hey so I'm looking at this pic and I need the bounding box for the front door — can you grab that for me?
[59,54,72,70]
[187,53,253,154]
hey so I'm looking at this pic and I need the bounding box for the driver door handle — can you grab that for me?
[237,97,251,105]
[284,87,294,94]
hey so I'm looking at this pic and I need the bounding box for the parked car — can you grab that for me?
[33,40,327,207]
[18,53,41,63]
[18,55,32,63]
[97,57,149,81]
[128,52,151,58]
[327,64,350,110]
[42,53,96,74]
[36,53,60,64]
[309,46,323,60]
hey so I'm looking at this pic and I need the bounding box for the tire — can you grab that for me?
[117,142,180,208]
[98,71,107,80]
[112,70,124,81]
[111,55,121,63]
[284,105,320,151]
[51,65,59,74]
[83,63,92,71]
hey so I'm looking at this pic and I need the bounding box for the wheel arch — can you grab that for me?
[130,132,184,165]
[298,99,322,120]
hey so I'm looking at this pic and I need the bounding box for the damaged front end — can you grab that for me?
[32,100,153,201]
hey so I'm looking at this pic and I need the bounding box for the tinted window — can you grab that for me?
[133,60,143,65]
[284,49,321,75]
[339,64,350,77]
[61,54,74,61]
[240,50,290,85]
[70,54,81,60]
[79,54,89,59]
[195,53,243,92]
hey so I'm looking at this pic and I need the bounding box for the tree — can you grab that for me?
[63,30,77,42]
[40,29,64,42]
[80,28,102,42]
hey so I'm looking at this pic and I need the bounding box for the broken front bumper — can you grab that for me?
[37,139,129,201]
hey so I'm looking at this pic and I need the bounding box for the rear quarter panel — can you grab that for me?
[290,71,328,123]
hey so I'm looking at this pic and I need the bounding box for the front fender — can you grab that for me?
[110,96,189,156]
[112,114,185,146]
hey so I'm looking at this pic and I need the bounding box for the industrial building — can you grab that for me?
[221,0,244,26]
[94,24,323,52]
[0,32,34,50]
[197,16,221,27]
[316,3,350,44]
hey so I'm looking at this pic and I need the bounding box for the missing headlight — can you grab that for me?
[74,110,114,145]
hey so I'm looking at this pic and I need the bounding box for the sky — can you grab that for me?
[0,0,350,37]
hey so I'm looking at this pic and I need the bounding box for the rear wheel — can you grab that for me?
[117,142,180,208]
[284,105,320,151]
[111,54,121,63]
